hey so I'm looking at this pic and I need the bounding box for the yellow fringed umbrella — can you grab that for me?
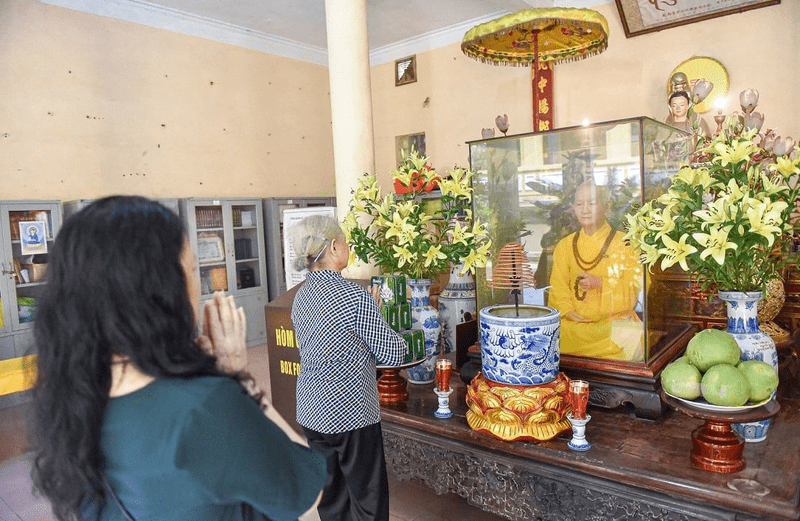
[462,8,609,131]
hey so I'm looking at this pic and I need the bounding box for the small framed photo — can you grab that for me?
[19,221,47,255]
[197,235,225,263]
[395,132,426,164]
[395,55,417,86]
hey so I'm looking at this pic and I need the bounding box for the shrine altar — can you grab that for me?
[381,377,800,520]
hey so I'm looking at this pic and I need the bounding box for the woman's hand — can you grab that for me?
[368,282,382,305]
[195,291,247,373]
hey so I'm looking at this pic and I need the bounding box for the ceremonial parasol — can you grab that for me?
[462,8,609,131]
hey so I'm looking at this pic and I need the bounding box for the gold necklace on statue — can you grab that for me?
[572,228,616,301]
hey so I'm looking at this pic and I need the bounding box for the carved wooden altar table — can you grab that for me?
[381,377,800,520]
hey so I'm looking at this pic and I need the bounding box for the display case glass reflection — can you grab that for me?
[468,117,691,369]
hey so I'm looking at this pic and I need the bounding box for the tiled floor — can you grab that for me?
[0,344,507,521]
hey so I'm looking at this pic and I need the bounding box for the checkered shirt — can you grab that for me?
[291,270,406,434]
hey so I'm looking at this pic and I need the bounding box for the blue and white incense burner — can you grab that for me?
[478,304,561,386]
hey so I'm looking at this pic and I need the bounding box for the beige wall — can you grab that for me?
[0,0,335,201]
[1,0,798,201]
[371,1,800,187]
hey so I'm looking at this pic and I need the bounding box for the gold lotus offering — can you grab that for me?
[466,371,572,442]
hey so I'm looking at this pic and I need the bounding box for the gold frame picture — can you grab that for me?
[615,0,779,38]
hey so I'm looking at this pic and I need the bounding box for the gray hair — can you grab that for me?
[290,214,343,271]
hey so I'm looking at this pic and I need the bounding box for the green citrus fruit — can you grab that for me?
[661,360,701,399]
[700,364,751,407]
[686,329,740,372]
[737,360,778,403]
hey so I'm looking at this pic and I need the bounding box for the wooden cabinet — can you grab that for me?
[181,199,268,346]
[0,201,62,406]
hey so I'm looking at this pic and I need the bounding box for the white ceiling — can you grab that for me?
[39,0,607,65]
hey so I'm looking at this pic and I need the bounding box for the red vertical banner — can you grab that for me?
[532,62,554,132]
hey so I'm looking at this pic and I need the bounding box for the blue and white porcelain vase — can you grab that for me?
[478,304,561,386]
[438,263,476,364]
[718,290,778,443]
[405,278,441,384]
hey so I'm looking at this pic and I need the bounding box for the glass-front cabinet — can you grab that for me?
[468,117,693,417]
[181,199,268,346]
[0,201,62,383]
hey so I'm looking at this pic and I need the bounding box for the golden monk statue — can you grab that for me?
[548,181,644,360]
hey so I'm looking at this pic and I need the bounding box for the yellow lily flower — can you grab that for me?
[385,213,415,241]
[422,245,446,267]
[392,245,413,268]
[693,198,729,230]
[658,234,698,271]
[713,138,756,167]
[672,166,697,186]
[353,174,380,203]
[772,155,800,179]
[392,169,413,188]
[693,227,737,265]
[745,203,783,246]
[472,217,488,239]
[694,167,715,190]
[376,194,393,218]
[460,242,492,275]
[448,220,473,246]
[637,240,661,267]
[724,179,749,203]
[439,177,471,201]
[395,200,416,218]
[652,206,677,241]
[759,173,789,197]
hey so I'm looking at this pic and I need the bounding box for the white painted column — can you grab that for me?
[325,0,375,278]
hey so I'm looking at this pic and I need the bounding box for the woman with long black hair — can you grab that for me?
[29,196,325,521]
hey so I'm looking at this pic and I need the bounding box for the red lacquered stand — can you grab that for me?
[661,390,781,474]
[377,357,427,404]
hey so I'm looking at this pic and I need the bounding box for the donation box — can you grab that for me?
[266,284,303,433]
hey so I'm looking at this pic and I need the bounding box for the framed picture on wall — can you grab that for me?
[395,133,426,165]
[615,0,779,38]
[395,55,417,86]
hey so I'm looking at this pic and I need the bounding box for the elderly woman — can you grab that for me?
[290,215,407,521]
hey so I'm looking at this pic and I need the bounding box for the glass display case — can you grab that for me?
[468,117,694,418]
[181,199,268,346]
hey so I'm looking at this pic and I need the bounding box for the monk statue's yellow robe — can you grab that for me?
[548,222,644,360]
